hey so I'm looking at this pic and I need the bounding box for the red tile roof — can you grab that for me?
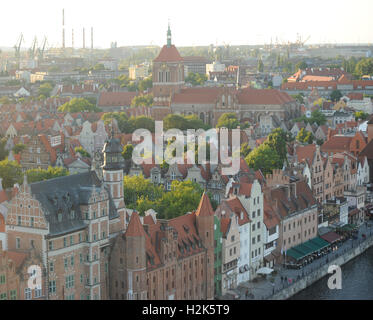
[98,92,138,107]
[125,212,146,237]
[195,192,214,217]
[154,45,183,62]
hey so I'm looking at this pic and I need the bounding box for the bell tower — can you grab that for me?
[152,23,184,107]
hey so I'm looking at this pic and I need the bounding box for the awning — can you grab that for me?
[320,232,342,244]
[256,267,273,275]
[309,237,330,250]
[286,248,306,261]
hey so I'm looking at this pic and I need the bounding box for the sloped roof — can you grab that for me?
[125,212,147,237]
[195,192,214,217]
[154,45,183,62]
[98,92,138,107]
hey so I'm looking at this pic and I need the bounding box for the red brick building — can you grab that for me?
[109,193,215,300]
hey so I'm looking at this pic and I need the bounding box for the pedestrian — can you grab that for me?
[245,289,248,299]
[281,276,283,282]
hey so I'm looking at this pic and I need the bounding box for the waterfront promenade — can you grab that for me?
[232,222,373,300]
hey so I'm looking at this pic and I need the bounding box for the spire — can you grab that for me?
[167,21,172,48]
[195,192,214,217]
[125,212,146,237]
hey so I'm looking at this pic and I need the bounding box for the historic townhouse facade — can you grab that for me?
[109,193,215,300]
[5,133,127,300]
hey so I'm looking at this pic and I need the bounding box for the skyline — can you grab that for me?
[1,0,373,49]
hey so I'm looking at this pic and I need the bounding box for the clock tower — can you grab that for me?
[152,23,184,106]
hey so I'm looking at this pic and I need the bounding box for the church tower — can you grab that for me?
[152,23,184,107]
[102,129,126,232]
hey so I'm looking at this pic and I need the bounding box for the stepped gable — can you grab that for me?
[29,171,118,236]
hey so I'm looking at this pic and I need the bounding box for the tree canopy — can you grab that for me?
[122,144,134,160]
[124,176,214,219]
[296,128,314,144]
[131,94,153,107]
[354,58,373,78]
[185,72,207,86]
[330,90,342,102]
[0,160,23,189]
[163,114,210,131]
[355,111,369,121]
[216,113,239,129]
[38,82,54,98]
[101,112,155,133]
[58,98,101,113]
[26,166,69,184]
[245,128,289,175]
[13,143,26,154]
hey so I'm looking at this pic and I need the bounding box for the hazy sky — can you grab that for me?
[1,0,373,49]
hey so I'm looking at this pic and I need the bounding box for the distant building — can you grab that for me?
[129,63,149,80]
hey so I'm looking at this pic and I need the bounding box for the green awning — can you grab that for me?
[309,237,330,250]
[286,248,305,261]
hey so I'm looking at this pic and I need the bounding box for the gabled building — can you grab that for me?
[109,192,215,300]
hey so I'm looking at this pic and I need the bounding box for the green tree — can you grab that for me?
[291,93,305,104]
[0,138,9,161]
[0,159,23,189]
[296,128,314,144]
[13,144,26,154]
[257,58,264,73]
[330,90,342,102]
[355,111,369,121]
[245,143,282,176]
[216,113,239,129]
[295,61,308,71]
[26,166,69,184]
[265,128,289,164]
[354,58,373,78]
[131,94,153,107]
[164,114,189,131]
[138,77,153,92]
[122,144,134,160]
[185,72,208,86]
[129,116,155,133]
[58,98,101,113]
[74,146,91,158]
[38,82,54,98]
[310,109,327,126]
[155,180,204,219]
[123,174,164,210]
[240,142,251,158]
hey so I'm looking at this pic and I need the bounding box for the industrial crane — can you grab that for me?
[14,33,24,66]
[29,36,38,59]
[37,37,48,61]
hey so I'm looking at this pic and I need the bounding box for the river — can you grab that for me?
[291,246,373,300]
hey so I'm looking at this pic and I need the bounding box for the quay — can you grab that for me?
[233,223,373,300]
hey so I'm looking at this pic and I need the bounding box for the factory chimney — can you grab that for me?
[83,28,85,49]
[62,9,65,49]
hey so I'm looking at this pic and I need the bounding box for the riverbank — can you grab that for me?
[235,222,373,300]
[272,231,373,300]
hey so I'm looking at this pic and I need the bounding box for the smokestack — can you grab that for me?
[83,28,85,49]
[62,9,65,49]
[72,29,74,49]
[91,27,93,50]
